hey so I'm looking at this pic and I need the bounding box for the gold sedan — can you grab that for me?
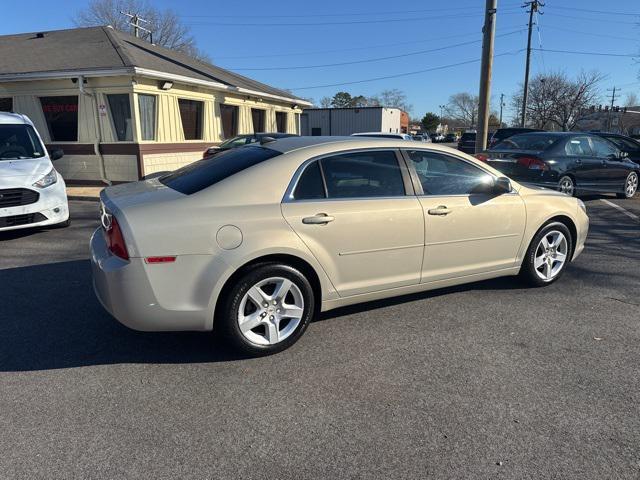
[91,137,589,355]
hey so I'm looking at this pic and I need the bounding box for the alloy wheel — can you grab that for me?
[237,277,304,346]
[534,230,569,281]
[558,176,574,196]
[625,172,638,198]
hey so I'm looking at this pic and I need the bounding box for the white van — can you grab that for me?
[0,112,69,231]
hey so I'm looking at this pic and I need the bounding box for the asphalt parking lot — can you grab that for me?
[1,196,639,479]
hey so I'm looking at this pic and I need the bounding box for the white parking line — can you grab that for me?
[600,199,639,221]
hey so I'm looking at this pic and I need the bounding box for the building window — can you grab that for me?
[138,94,156,141]
[39,96,79,142]
[220,104,238,139]
[251,108,265,133]
[0,98,12,112]
[275,111,287,133]
[178,99,204,140]
[107,94,132,141]
[311,127,322,136]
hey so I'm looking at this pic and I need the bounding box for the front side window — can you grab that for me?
[606,136,640,152]
[220,104,238,139]
[138,94,156,141]
[160,146,280,195]
[564,137,593,157]
[40,96,78,141]
[405,150,493,196]
[320,150,405,199]
[275,111,287,133]
[178,99,204,140]
[107,94,132,141]
[251,108,265,133]
[0,124,45,160]
[590,136,619,157]
[0,98,13,112]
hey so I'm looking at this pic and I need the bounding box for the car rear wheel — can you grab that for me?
[558,176,575,196]
[218,263,315,355]
[616,171,638,199]
[520,222,573,287]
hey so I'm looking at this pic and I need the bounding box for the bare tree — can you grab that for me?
[512,71,604,131]
[624,92,639,107]
[445,92,479,127]
[376,89,412,113]
[319,97,332,108]
[73,0,210,61]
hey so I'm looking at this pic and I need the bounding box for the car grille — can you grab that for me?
[0,188,40,208]
[0,212,47,228]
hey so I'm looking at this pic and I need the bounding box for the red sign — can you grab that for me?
[42,103,78,113]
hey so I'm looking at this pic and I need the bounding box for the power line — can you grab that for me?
[544,12,639,25]
[550,5,640,16]
[541,24,639,42]
[532,48,637,58]
[287,50,524,90]
[214,30,484,60]
[184,11,523,27]
[226,30,525,71]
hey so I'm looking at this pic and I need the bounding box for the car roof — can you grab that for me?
[0,112,30,125]
[263,136,454,154]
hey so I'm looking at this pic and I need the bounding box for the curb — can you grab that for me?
[67,195,100,202]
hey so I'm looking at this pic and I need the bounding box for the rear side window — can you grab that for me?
[320,150,405,198]
[293,161,326,200]
[495,134,557,151]
[160,146,280,195]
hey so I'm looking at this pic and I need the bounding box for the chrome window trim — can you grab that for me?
[282,147,413,203]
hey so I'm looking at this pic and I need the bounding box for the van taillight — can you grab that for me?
[106,216,129,260]
[517,156,548,171]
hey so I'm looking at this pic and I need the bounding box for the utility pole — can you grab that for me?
[499,93,505,126]
[475,0,497,153]
[120,11,151,41]
[606,86,619,132]
[520,0,543,127]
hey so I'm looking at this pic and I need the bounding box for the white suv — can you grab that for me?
[0,112,69,231]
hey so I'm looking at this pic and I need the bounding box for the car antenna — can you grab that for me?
[260,136,276,145]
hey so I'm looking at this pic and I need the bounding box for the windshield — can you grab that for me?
[160,146,281,195]
[493,133,558,151]
[0,124,45,160]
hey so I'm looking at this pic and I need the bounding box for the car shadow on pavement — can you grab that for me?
[0,259,531,372]
[0,260,250,372]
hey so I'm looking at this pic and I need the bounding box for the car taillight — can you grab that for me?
[517,156,548,171]
[106,216,129,260]
[475,153,488,162]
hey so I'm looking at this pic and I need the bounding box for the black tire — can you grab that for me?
[519,222,573,287]
[616,171,638,199]
[557,175,576,197]
[216,263,315,356]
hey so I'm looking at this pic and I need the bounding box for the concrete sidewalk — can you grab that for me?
[66,186,104,201]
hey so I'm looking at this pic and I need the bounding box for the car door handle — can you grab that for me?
[302,213,335,225]
[427,206,452,216]
[575,159,582,164]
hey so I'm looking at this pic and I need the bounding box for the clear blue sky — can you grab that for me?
[3,0,640,120]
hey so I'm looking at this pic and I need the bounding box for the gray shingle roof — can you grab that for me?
[0,26,305,103]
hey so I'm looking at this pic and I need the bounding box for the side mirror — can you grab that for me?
[493,176,512,194]
[49,149,64,161]
[620,151,629,159]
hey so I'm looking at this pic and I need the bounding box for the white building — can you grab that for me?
[301,107,408,136]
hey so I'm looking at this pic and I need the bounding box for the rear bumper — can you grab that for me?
[90,229,218,332]
[0,178,69,231]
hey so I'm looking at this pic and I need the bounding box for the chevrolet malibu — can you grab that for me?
[91,137,589,355]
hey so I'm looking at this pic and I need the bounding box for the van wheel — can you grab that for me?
[520,222,573,287]
[218,263,315,355]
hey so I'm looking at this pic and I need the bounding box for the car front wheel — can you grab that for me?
[218,263,315,355]
[520,222,573,287]
[616,171,638,199]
